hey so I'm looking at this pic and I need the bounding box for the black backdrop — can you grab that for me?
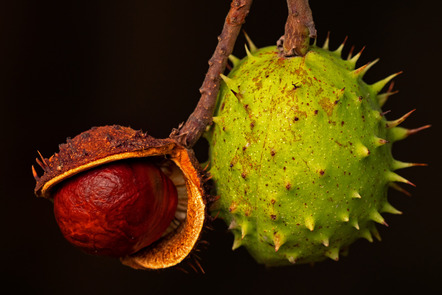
[1,0,441,294]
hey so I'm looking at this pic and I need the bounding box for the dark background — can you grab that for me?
[1,0,441,294]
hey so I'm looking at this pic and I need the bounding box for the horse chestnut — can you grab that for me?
[53,160,178,257]
[34,125,206,269]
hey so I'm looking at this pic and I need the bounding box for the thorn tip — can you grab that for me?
[243,31,258,53]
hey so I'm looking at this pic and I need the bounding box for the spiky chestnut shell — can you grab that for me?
[34,125,207,269]
[207,43,422,266]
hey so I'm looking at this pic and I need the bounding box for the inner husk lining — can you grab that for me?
[158,159,188,237]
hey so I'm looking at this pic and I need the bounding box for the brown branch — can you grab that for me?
[170,0,253,148]
[278,0,316,57]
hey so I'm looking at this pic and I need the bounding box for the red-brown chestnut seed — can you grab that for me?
[53,159,178,257]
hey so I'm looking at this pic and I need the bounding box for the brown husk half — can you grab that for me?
[33,125,207,269]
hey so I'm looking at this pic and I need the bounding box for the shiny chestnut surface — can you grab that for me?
[53,159,178,257]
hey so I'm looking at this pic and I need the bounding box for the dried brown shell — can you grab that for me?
[33,125,207,269]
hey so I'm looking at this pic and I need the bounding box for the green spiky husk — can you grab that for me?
[206,44,408,266]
